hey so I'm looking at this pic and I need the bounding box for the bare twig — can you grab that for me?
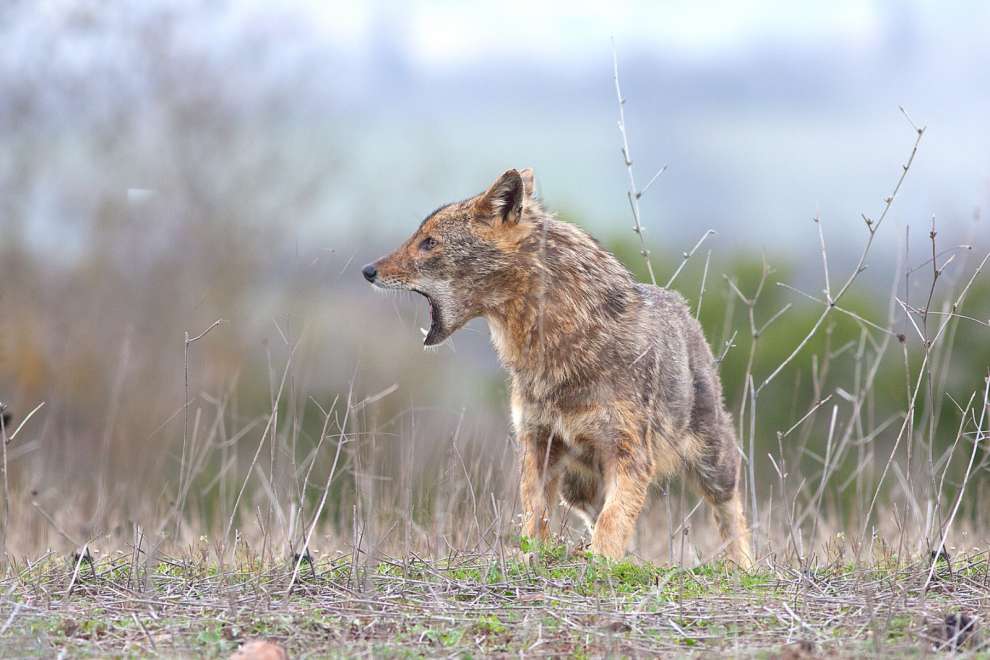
[612,40,662,285]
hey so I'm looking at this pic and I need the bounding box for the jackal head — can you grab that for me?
[362,168,536,346]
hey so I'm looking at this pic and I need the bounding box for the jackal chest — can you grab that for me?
[510,397,599,448]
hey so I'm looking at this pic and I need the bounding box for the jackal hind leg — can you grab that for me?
[710,491,753,569]
[687,425,754,569]
[519,428,565,542]
[560,464,602,535]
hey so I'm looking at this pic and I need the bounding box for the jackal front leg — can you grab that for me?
[518,429,563,542]
[590,432,653,560]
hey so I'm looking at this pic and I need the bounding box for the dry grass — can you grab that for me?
[1,542,987,657]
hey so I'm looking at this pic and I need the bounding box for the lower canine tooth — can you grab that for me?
[420,327,428,337]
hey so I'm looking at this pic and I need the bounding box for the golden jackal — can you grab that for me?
[363,169,753,566]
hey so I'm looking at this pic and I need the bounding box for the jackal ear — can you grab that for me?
[479,169,525,225]
[519,168,535,198]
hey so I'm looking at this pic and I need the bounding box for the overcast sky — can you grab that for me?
[8,1,990,263]
[240,1,987,70]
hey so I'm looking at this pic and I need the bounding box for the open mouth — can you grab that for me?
[414,290,444,346]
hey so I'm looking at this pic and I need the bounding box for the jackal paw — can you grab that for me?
[569,539,592,559]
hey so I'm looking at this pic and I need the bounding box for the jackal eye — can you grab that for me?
[418,237,437,252]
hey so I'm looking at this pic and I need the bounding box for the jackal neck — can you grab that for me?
[484,217,637,398]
